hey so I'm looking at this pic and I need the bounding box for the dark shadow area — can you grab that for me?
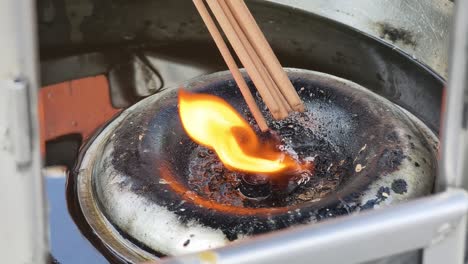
[45,134,82,169]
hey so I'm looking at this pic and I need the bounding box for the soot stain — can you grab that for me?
[392,179,408,194]
[378,148,405,170]
[376,186,391,200]
[183,239,190,247]
[315,205,351,221]
[376,73,385,82]
[377,22,417,47]
[111,112,151,182]
[360,199,378,210]
[386,131,399,142]
[360,186,391,210]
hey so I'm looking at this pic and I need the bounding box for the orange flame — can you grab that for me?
[178,89,303,175]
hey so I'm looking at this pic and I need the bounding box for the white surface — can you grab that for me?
[268,0,452,78]
[0,0,48,263]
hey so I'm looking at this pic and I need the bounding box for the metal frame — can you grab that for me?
[439,0,468,192]
[159,189,468,264]
[0,0,466,264]
[0,0,48,263]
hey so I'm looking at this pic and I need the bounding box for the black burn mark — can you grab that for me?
[392,179,408,194]
[377,22,417,47]
[386,131,399,142]
[360,187,391,210]
[315,204,352,221]
[378,148,405,170]
[376,187,391,200]
[183,239,190,247]
[110,108,155,182]
[360,199,378,211]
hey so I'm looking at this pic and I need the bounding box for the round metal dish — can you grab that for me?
[71,69,438,262]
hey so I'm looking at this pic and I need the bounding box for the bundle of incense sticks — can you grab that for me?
[193,0,305,132]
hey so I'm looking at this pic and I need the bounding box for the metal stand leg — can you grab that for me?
[0,1,47,264]
[423,214,467,264]
[159,190,468,264]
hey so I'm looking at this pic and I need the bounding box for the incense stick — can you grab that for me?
[227,0,305,112]
[192,0,269,131]
[194,0,305,124]
[205,0,282,119]
[218,0,289,119]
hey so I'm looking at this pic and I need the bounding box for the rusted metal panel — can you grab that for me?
[39,75,121,154]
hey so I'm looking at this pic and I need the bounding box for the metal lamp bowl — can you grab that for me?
[69,69,438,262]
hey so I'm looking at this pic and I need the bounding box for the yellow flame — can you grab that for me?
[178,89,299,174]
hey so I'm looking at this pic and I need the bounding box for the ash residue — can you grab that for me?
[189,148,244,207]
[110,113,151,182]
[377,22,417,47]
[188,110,353,208]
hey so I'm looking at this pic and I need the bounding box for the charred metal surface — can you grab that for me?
[37,0,452,78]
[239,174,272,199]
[38,0,445,132]
[72,69,438,259]
[392,179,408,194]
[377,22,417,47]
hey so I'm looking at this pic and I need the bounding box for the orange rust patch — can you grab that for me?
[39,76,121,155]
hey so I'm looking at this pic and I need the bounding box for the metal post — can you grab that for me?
[439,0,468,191]
[0,0,48,263]
[423,205,467,264]
[428,0,468,262]
[158,189,468,264]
